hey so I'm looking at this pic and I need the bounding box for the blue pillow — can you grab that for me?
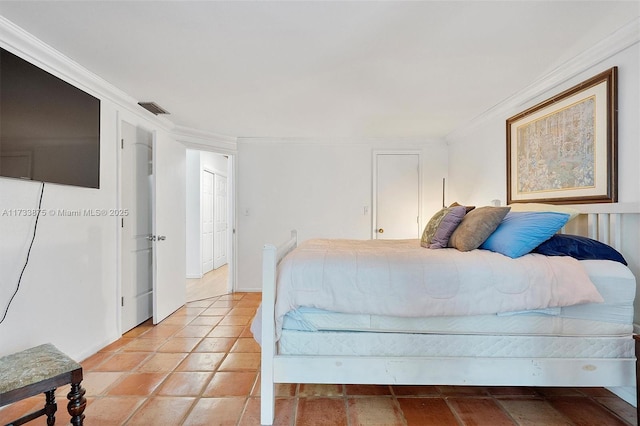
[480,211,570,258]
[533,234,627,265]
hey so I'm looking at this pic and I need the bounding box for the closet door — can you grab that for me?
[202,170,215,274]
[213,174,228,269]
[373,152,421,239]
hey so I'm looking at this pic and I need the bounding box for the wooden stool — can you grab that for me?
[0,343,86,425]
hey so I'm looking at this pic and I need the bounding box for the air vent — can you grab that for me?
[138,102,170,115]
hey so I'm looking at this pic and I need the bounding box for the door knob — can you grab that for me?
[378,228,384,234]
[158,235,166,241]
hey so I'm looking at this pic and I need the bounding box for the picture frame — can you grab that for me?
[506,67,617,205]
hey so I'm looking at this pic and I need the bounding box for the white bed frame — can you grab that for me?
[260,205,640,425]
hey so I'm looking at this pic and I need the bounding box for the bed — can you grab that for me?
[252,204,639,425]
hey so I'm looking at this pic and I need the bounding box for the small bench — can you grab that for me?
[0,344,86,425]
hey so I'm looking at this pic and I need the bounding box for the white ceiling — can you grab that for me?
[0,1,638,140]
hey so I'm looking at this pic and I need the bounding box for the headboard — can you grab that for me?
[565,203,640,333]
[564,202,640,251]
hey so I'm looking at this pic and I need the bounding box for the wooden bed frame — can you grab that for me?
[259,205,640,425]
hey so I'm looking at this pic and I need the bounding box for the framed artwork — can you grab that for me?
[507,67,617,205]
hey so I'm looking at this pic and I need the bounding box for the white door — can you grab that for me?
[202,170,214,274]
[374,153,421,239]
[121,122,154,332]
[153,131,187,324]
[213,174,228,269]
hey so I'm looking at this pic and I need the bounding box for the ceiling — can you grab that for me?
[0,1,638,140]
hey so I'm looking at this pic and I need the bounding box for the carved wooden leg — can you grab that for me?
[634,335,639,425]
[67,382,86,426]
[44,389,57,425]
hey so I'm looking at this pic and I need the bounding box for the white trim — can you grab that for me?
[607,386,637,407]
[115,111,123,336]
[238,136,442,146]
[0,16,237,147]
[173,126,238,154]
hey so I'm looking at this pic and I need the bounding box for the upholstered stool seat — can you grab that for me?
[0,343,86,425]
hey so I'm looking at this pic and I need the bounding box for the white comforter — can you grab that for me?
[256,239,604,341]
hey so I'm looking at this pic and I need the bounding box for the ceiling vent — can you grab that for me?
[138,102,170,115]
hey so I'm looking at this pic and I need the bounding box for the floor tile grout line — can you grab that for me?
[5,291,636,425]
[125,292,244,425]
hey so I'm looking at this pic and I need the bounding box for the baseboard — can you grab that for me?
[607,386,636,407]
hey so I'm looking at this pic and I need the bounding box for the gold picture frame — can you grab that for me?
[507,67,617,205]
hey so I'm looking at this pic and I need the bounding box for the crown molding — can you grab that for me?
[0,16,168,126]
[237,136,443,146]
[0,16,233,146]
[446,17,640,143]
[172,125,238,154]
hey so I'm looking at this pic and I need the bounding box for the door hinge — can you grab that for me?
[121,297,124,307]
[121,218,124,228]
[121,138,124,149]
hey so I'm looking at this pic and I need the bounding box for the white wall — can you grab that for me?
[446,29,640,326]
[236,139,448,291]
[0,21,191,361]
[0,99,119,359]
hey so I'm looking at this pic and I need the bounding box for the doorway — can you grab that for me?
[373,151,421,239]
[185,150,233,301]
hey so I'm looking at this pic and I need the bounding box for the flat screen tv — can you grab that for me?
[0,47,100,188]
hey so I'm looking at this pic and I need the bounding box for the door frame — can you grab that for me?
[372,150,422,240]
[117,126,238,334]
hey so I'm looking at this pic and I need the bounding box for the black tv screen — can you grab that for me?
[0,47,100,188]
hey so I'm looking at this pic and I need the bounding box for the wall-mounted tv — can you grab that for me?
[0,47,100,188]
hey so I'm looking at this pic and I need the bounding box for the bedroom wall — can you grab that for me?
[1,97,116,360]
[446,22,640,327]
[235,138,448,291]
[0,20,191,361]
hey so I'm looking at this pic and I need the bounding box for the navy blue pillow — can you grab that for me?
[533,234,627,265]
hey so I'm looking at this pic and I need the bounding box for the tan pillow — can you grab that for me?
[449,201,476,213]
[507,203,579,221]
[449,206,511,251]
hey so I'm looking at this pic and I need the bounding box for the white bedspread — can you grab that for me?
[256,239,604,342]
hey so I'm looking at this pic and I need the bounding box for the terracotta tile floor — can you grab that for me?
[1,292,637,425]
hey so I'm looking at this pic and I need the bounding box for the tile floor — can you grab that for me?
[0,292,637,425]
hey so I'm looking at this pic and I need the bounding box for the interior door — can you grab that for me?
[121,121,154,332]
[202,170,214,274]
[213,174,228,269]
[374,153,420,239]
[153,130,186,324]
